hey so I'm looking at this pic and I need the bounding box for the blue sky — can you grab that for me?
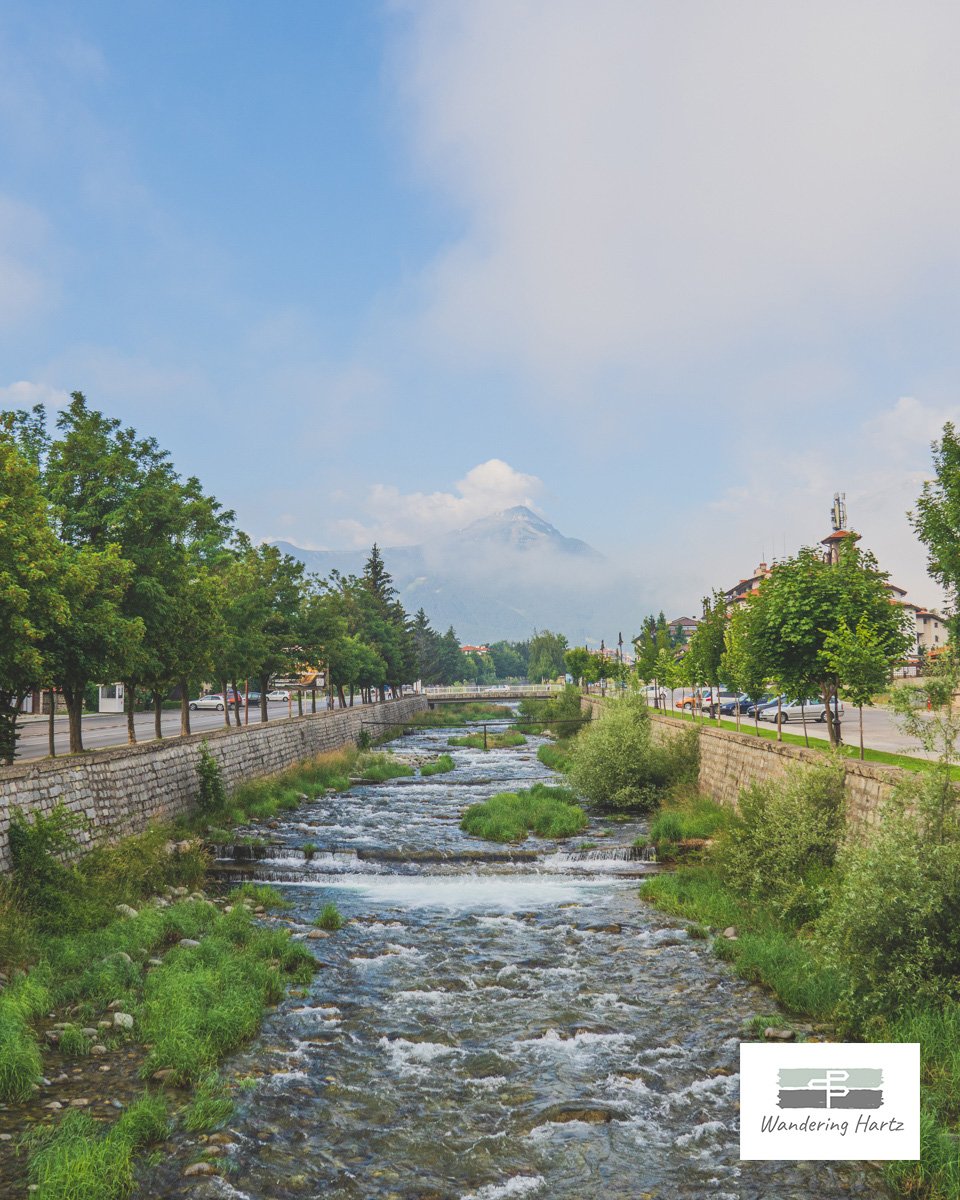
[1,1,958,617]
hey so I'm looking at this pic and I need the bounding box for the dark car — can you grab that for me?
[743,694,777,717]
[718,693,752,715]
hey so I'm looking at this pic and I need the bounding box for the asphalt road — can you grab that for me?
[648,694,937,760]
[15,698,339,760]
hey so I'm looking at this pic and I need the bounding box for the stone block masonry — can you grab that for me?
[0,696,428,873]
[579,694,903,835]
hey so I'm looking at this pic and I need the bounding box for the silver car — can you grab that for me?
[758,697,843,723]
[189,693,227,711]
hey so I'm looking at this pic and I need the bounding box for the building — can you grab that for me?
[667,616,700,644]
[460,644,490,656]
[915,609,949,653]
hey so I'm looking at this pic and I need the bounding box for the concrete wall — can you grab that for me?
[580,695,901,834]
[0,697,428,871]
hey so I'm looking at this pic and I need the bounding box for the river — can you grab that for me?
[148,718,882,1200]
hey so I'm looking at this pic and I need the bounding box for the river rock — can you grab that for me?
[184,1162,218,1177]
[112,1012,134,1030]
[179,938,201,948]
[722,926,738,939]
[764,1027,795,1041]
[91,1044,108,1056]
[527,1102,625,1127]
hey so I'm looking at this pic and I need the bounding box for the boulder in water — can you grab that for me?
[527,1102,626,1127]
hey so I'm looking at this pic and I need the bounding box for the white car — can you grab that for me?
[266,689,290,702]
[758,697,844,723]
[189,693,227,711]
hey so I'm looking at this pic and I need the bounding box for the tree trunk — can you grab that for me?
[311,685,317,713]
[297,690,303,717]
[64,686,85,752]
[821,684,838,746]
[48,689,56,757]
[125,680,137,745]
[800,701,809,748]
[243,678,249,726]
[337,685,347,708]
[859,704,865,760]
[232,680,243,727]
[180,680,191,736]
[0,694,19,764]
[220,679,231,728]
[776,694,783,742]
[259,676,269,723]
[153,692,164,739]
[349,685,354,708]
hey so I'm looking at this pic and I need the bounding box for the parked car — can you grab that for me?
[702,690,740,717]
[189,693,227,711]
[246,691,262,704]
[744,694,777,717]
[758,697,844,723]
[266,689,290,702]
[717,693,752,716]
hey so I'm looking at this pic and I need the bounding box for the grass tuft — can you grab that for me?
[461,783,588,842]
[314,902,344,931]
[420,754,455,777]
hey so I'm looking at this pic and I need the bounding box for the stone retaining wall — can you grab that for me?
[580,695,900,834]
[0,697,428,872]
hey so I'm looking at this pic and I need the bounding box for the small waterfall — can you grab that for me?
[553,845,657,864]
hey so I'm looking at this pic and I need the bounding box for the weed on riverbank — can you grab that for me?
[461,783,588,842]
[536,741,575,773]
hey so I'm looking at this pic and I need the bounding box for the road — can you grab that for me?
[642,693,937,760]
[15,698,339,761]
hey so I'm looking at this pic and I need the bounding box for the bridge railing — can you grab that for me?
[420,684,564,698]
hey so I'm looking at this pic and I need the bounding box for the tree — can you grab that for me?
[720,604,768,734]
[912,421,960,639]
[0,439,67,762]
[564,647,592,687]
[686,591,727,722]
[821,618,893,759]
[527,630,568,682]
[43,544,142,752]
[746,542,911,745]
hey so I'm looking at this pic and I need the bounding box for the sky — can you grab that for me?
[1,0,958,621]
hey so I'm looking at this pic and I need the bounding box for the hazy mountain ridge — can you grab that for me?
[273,506,634,643]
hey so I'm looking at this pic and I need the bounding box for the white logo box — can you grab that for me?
[740,1042,919,1161]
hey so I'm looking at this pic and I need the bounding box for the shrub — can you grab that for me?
[314,902,344,931]
[461,784,588,842]
[8,804,85,923]
[518,685,588,735]
[716,758,845,925]
[196,743,226,816]
[819,771,960,1016]
[567,695,698,811]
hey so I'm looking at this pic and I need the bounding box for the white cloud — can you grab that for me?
[0,380,70,411]
[334,458,544,546]
[394,2,960,385]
